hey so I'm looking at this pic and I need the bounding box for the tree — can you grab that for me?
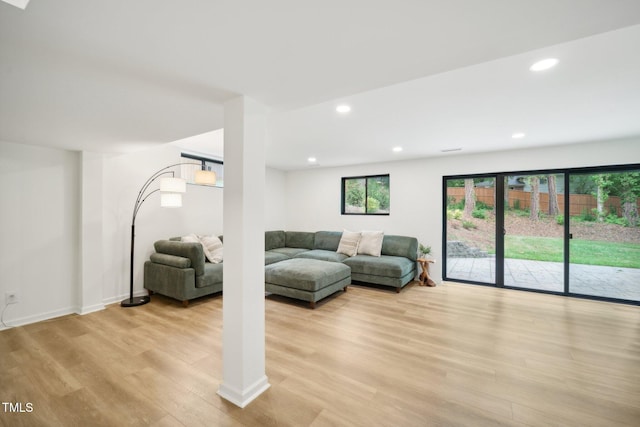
[463,178,476,218]
[592,174,612,222]
[446,179,465,188]
[612,172,640,227]
[548,174,560,216]
[530,176,540,221]
[570,174,597,195]
[367,176,390,211]
[504,180,510,210]
[345,180,365,209]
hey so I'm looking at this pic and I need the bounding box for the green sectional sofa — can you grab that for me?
[144,230,418,307]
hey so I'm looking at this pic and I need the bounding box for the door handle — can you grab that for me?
[569,233,573,239]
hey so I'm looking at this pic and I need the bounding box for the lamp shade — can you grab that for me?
[194,170,217,186]
[160,193,182,208]
[160,177,186,193]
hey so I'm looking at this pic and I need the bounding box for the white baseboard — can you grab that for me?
[217,376,270,408]
[0,290,149,330]
[76,302,106,315]
[0,306,76,330]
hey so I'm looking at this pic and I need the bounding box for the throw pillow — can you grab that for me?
[181,234,200,243]
[200,235,224,263]
[357,230,384,257]
[336,230,361,257]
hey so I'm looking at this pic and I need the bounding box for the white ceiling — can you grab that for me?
[2,1,640,169]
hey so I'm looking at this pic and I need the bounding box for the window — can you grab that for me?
[341,174,390,215]
[180,153,223,187]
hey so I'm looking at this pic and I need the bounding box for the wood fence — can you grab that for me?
[447,187,639,217]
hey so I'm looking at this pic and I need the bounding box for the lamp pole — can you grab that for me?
[120,162,198,307]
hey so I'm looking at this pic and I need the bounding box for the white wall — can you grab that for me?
[265,167,287,230]
[79,151,106,314]
[0,141,80,328]
[284,138,640,283]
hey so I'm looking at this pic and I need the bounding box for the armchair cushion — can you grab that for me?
[265,251,290,265]
[314,231,343,251]
[270,247,310,258]
[285,231,315,249]
[149,253,191,269]
[196,263,224,288]
[295,249,349,263]
[265,230,286,250]
[381,235,419,261]
[343,254,415,278]
[154,240,205,277]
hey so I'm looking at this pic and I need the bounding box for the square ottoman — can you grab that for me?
[265,258,351,308]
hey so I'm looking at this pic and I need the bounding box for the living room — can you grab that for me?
[2,1,640,425]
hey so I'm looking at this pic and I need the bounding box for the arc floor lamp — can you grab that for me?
[121,162,216,307]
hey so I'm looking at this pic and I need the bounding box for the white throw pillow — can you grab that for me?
[181,234,200,243]
[336,230,361,257]
[200,235,224,263]
[357,230,384,257]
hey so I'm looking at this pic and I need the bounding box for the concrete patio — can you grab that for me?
[446,257,640,302]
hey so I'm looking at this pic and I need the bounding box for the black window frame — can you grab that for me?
[341,174,390,215]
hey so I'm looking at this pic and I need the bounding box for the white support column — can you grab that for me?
[218,96,270,407]
[78,151,105,314]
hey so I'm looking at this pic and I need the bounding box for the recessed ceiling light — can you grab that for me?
[530,58,559,72]
[307,157,317,163]
[512,132,526,139]
[336,105,351,114]
[392,147,403,152]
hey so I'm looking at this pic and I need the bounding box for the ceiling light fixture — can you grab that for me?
[530,58,559,72]
[307,157,317,163]
[336,105,351,114]
[512,132,526,139]
[392,147,403,152]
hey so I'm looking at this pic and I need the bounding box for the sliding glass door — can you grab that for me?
[445,176,496,284]
[503,173,565,292]
[444,165,640,305]
[568,170,640,302]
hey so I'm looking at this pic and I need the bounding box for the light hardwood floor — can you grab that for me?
[1,281,639,426]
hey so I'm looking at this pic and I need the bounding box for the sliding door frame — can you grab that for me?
[443,163,640,306]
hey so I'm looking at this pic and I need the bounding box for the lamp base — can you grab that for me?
[120,295,151,307]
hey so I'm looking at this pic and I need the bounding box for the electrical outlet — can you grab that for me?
[5,291,19,304]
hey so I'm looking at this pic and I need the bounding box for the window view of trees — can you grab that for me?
[589,172,640,226]
[342,174,390,214]
[445,170,640,267]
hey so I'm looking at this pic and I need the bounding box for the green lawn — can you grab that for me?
[504,236,640,268]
